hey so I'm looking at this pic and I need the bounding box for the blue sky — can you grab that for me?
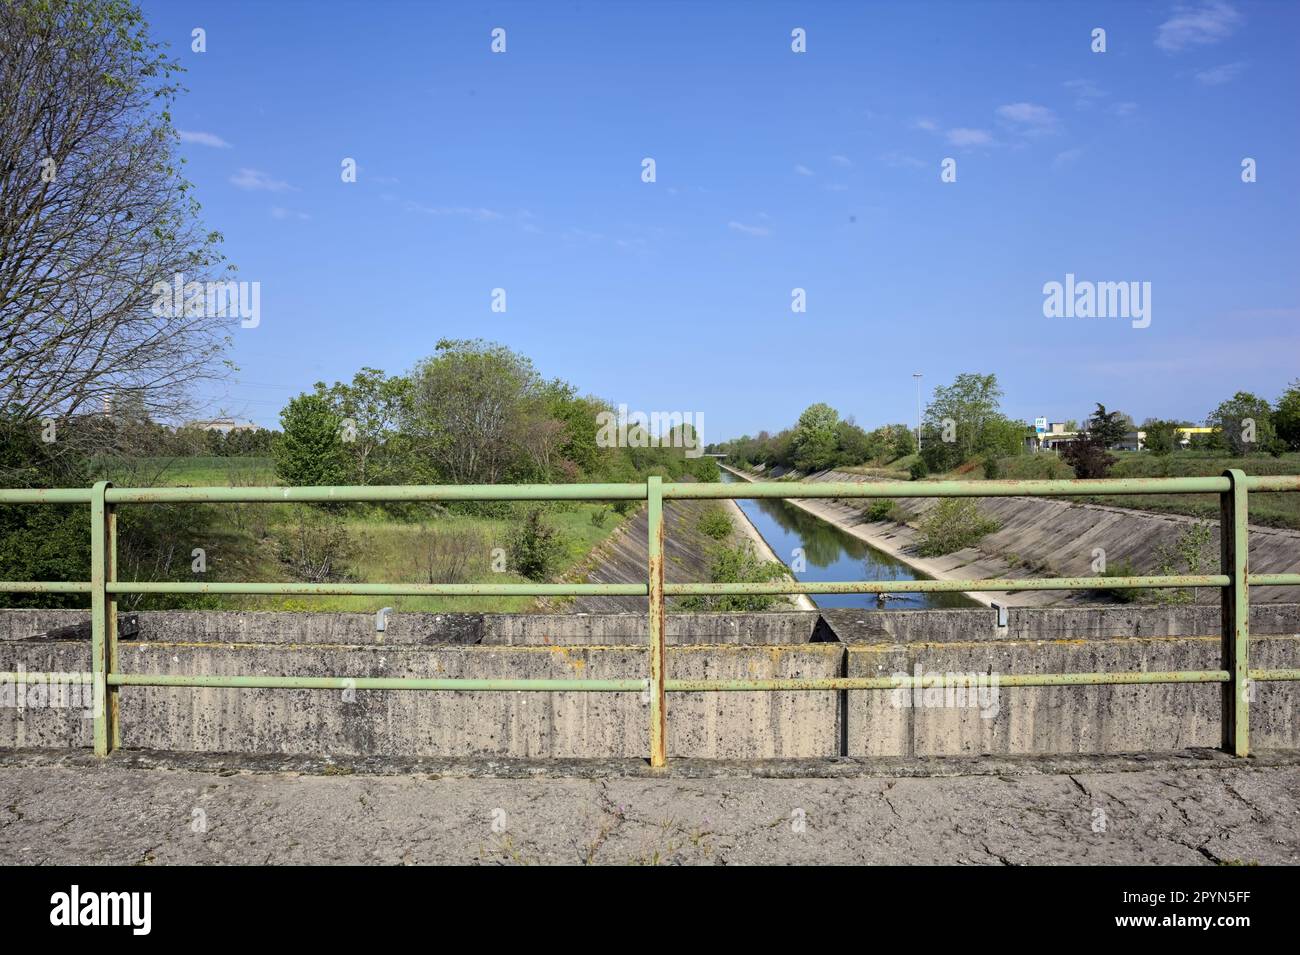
[145,0,1299,440]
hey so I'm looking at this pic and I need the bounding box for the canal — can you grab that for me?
[719,470,976,610]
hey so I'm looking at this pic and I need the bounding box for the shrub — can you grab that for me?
[982,457,1002,479]
[507,508,567,581]
[591,506,611,528]
[1152,521,1214,605]
[1097,557,1141,603]
[916,499,999,557]
[678,542,790,612]
[909,459,929,481]
[865,499,893,521]
[1060,435,1115,479]
[697,508,733,540]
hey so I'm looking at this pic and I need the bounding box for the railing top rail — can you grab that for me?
[3,473,1297,507]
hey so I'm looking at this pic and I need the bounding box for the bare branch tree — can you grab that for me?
[0,0,232,435]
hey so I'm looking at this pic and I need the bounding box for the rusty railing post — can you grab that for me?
[90,480,117,756]
[647,475,667,767]
[1221,469,1249,756]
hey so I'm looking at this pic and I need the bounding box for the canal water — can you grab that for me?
[719,470,975,610]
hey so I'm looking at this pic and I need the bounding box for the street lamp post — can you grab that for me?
[912,373,923,452]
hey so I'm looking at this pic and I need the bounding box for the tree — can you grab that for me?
[1207,391,1275,455]
[1142,419,1183,456]
[920,372,1016,472]
[0,0,231,430]
[791,403,840,472]
[1060,434,1115,479]
[1274,380,1300,451]
[1087,404,1131,448]
[406,339,544,485]
[314,368,411,485]
[274,394,349,487]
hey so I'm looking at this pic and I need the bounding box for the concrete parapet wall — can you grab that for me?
[2,607,1297,759]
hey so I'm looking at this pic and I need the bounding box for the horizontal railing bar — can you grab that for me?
[664,575,1229,596]
[102,483,648,504]
[0,581,93,593]
[1241,475,1300,492]
[1247,574,1300,587]
[0,488,95,504]
[664,476,1234,499]
[106,581,648,597]
[106,674,644,691]
[666,671,1230,691]
[1248,669,1300,681]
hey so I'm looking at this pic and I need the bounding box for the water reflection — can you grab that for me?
[721,471,975,610]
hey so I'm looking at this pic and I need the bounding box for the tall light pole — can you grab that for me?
[912,372,923,452]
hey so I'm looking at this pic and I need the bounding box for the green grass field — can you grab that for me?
[96,456,632,613]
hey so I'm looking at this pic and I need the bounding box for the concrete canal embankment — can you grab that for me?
[722,465,1300,608]
[3,606,1298,759]
[565,494,814,613]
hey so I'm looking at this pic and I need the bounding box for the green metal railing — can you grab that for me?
[2,470,1299,766]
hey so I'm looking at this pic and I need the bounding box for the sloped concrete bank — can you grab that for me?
[568,495,813,613]
[3,607,1297,760]
[723,465,1300,607]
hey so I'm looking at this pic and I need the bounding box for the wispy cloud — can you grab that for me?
[1064,79,1106,110]
[1196,61,1247,85]
[1155,1,1242,52]
[178,130,232,148]
[1110,101,1139,117]
[404,203,503,221]
[1053,148,1084,168]
[270,207,311,221]
[911,117,939,132]
[728,220,771,237]
[794,164,815,177]
[830,154,852,167]
[947,127,993,147]
[230,168,294,192]
[996,102,1060,135]
[879,150,927,169]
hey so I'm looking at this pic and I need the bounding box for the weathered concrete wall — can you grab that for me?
[3,608,1297,760]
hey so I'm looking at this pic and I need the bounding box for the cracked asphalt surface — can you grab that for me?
[2,758,1298,864]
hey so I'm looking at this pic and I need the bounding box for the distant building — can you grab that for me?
[186,418,258,435]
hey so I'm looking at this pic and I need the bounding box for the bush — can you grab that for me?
[507,508,567,581]
[1060,436,1115,479]
[865,499,893,521]
[982,457,1002,479]
[591,506,611,528]
[909,459,929,481]
[1097,557,1141,603]
[678,542,789,612]
[697,508,733,540]
[916,499,999,557]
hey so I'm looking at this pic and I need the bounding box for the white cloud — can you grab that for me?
[794,164,815,176]
[1053,148,1084,168]
[178,130,232,148]
[1064,79,1106,109]
[1110,101,1139,117]
[1155,1,1242,52]
[830,154,852,167]
[270,207,310,221]
[728,221,771,237]
[230,168,293,192]
[1196,61,1247,85]
[996,102,1060,133]
[912,117,939,132]
[405,203,503,221]
[879,151,926,169]
[947,127,993,147]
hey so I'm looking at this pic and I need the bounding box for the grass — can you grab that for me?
[94,456,632,613]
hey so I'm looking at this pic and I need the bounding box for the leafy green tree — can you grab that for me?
[1142,419,1184,456]
[313,368,412,485]
[507,509,566,581]
[1274,380,1300,451]
[274,393,349,487]
[791,403,840,472]
[1207,391,1275,455]
[1088,404,1131,448]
